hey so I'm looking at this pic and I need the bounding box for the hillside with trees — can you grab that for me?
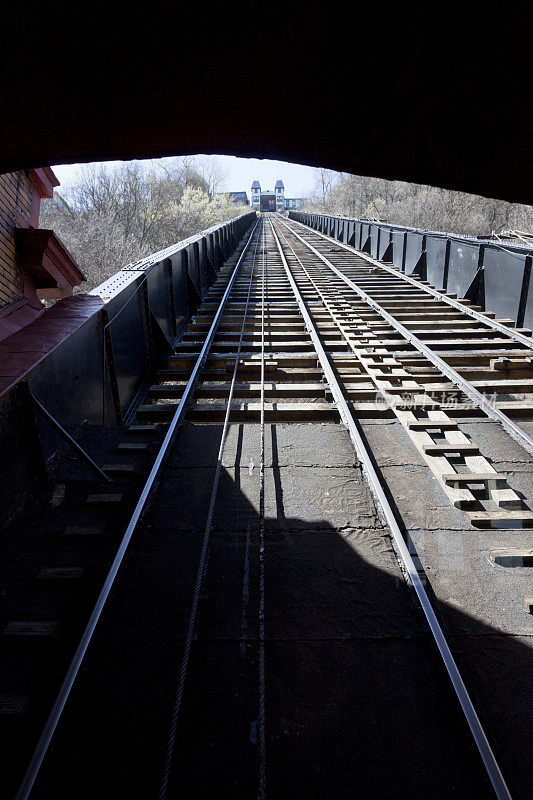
[40,157,247,290]
[304,169,533,237]
[42,157,533,294]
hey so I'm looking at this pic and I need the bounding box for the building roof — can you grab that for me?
[251,180,261,189]
[275,180,284,188]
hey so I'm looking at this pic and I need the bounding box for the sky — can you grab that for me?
[51,155,319,199]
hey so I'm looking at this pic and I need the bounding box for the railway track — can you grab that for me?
[1,214,532,799]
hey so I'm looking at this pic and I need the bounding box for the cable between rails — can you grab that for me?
[158,219,264,800]
[258,221,267,800]
[269,215,513,800]
[278,216,533,459]
[15,219,260,800]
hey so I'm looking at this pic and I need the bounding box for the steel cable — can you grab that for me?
[258,221,267,799]
[269,216,513,800]
[15,219,261,800]
[159,220,263,800]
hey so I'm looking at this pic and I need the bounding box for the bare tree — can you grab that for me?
[305,168,338,212]
[196,157,228,197]
[303,168,533,237]
[40,159,245,290]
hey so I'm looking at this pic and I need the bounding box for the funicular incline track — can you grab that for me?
[274,215,533,529]
[5,215,532,799]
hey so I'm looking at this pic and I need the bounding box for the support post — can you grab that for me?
[31,392,113,484]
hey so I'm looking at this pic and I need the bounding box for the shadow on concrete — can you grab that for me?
[14,421,533,800]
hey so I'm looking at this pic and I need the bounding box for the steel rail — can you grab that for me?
[277,216,533,458]
[287,215,533,350]
[258,221,267,800]
[158,218,264,800]
[15,217,261,800]
[269,217,512,800]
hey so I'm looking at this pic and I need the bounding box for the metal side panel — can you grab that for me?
[360,222,370,251]
[378,226,392,259]
[170,250,189,332]
[524,266,533,331]
[369,223,380,258]
[346,219,355,245]
[426,235,448,290]
[27,313,107,431]
[146,259,175,343]
[483,246,528,324]
[447,239,481,297]
[107,286,151,414]
[392,230,405,269]
[186,242,201,298]
[296,213,533,330]
[404,231,425,274]
[355,221,362,250]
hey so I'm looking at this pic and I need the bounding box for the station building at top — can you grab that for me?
[251,180,305,212]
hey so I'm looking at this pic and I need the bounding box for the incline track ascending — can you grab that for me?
[6,214,532,800]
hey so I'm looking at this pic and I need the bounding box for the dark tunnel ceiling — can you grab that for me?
[1,5,531,205]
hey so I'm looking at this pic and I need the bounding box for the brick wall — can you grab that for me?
[0,171,33,308]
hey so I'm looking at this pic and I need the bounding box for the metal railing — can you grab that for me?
[289,211,533,332]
